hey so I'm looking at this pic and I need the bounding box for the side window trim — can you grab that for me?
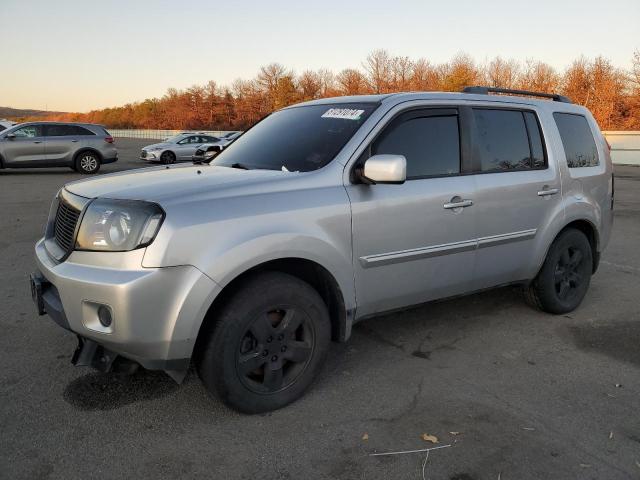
[467,105,549,174]
[351,106,468,182]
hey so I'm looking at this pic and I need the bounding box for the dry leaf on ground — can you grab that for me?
[421,433,438,443]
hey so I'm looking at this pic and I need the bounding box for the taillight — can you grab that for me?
[104,136,114,143]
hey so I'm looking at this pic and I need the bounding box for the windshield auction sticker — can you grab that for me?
[321,108,365,120]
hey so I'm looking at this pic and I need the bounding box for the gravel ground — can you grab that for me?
[1,141,639,479]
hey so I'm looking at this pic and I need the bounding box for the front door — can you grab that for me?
[2,124,45,165]
[347,107,478,318]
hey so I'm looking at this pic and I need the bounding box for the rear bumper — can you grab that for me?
[32,239,220,381]
[102,156,118,165]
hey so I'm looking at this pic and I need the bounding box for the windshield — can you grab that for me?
[212,103,378,172]
[165,134,187,143]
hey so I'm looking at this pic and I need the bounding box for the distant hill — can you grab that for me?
[0,106,66,119]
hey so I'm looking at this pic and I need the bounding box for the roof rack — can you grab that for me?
[463,86,572,104]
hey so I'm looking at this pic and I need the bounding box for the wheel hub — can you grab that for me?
[554,246,584,300]
[236,307,314,394]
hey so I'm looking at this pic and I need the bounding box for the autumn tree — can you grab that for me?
[20,50,640,132]
[484,57,520,89]
[363,49,393,93]
[336,68,369,95]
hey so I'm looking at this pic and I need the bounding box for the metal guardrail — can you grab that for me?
[603,131,640,166]
[109,129,238,140]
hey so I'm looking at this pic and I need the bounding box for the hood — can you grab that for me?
[142,142,172,150]
[64,164,291,204]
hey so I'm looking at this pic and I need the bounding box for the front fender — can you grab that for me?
[190,233,355,313]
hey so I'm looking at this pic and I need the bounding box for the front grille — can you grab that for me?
[140,150,147,158]
[54,200,81,252]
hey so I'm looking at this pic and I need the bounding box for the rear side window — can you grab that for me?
[553,113,599,168]
[473,109,539,172]
[372,112,460,178]
[71,126,95,136]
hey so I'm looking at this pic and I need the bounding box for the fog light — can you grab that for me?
[97,305,112,328]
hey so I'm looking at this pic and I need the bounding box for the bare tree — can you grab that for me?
[518,60,560,92]
[484,57,520,89]
[336,68,369,95]
[410,58,441,91]
[363,49,393,93]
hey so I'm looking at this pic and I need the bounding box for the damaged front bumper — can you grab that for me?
[31,239,219,382]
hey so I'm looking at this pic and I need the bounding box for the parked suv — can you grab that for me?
[0,122,117,173]
[31,88,613,413]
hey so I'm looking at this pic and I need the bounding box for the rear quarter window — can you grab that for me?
[553,113,599,168]
[72,126,96,136]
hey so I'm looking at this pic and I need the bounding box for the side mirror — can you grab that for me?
[358,154,406,184]
[6,133,16,140]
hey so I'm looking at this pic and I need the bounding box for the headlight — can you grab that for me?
[75,199,164,252]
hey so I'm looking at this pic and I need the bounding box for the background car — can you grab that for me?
[0,122,117,173]
[140,133,220,164]
[192,131,243,162]
[0,119,17,132]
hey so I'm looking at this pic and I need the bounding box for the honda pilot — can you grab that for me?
[30,88,613,413]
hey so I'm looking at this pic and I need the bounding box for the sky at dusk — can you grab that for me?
[1,0,638,112]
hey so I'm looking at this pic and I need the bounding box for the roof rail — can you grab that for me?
[463,86,572,104]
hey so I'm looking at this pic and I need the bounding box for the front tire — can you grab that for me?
[526,228,593,314]
[197,272,331,413]
[75,152,101,174]
[160,151,176,164]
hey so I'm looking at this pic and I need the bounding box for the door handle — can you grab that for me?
[537,187,559,197]
[33,141,42,144]
[71,140,79,143]
[443,198,474,209]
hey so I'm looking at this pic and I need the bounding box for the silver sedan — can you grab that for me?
[140,133,220,164]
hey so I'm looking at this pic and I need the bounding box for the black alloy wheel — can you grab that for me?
[236,307,314,394]
[526,228,593,314]
[197,271,331,413]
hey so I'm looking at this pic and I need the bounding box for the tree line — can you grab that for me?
[19,50,640,131]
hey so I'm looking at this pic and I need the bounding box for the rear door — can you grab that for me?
[43,124,83,165]
[1,124,45,165]
[347,106,478,317]
[468,106,563,288]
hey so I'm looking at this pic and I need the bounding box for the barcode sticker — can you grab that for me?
[321,108,365,120]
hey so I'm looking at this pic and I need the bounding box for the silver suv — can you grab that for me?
[0,122,117,174]
[31,88,613,413]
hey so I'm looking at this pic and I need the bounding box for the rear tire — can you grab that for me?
[525,228,593,314]
[75,151,101,174]
[160,151,176,164]
[197,272,331,413]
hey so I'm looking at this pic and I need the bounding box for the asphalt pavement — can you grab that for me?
[1,140,639,479]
